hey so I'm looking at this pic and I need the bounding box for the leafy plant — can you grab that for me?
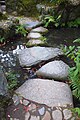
[16,24,28,37]
[71,107,80,118]
[62,38,80,99]
[0,36,5,43]
[43,14,61,27]
[6,72,18,90]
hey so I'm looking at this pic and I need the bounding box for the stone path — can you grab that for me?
[5,18,78,120]
[6,96,75,120]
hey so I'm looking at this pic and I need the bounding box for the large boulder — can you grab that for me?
[18,47,63,67]
[14,79,73,107]
[0,66,8,96]
[36,60,69,80]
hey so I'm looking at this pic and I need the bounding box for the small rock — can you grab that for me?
[12,94,22,106]
[30,116,40,120]
[25,112,30,120]
[23,100,30,106]
[63,109,72,120]
[42,111,51,120]
[38,107,45,115]
[27,32,42,39]
[52,110,62,120]
[31,27,48,34]
[29,103,37,111]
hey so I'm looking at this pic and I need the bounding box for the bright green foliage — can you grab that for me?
[0,36,5,43]
[6,72,18,90]
[71,107,80,117]
[62,38,80,99]
[44,14,61,27]
[69,54,80,99]
[16,24,28,37]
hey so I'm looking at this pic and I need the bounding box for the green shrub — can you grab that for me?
[15,24,28,37]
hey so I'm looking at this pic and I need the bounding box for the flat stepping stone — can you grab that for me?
[14,79,73,107]
[18,47,63,67]
[24,21,41,30]
[26,39,45,46]
[36,60,69,80]
[27,32,42,39]
[31,27,48,34]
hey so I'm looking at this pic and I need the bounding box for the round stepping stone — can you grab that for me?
[31,27,48,34]
[36,60,69,80]
[27,32,42,39]
[42,111,51,120]
[14,79,73,107]
[26,39,45,46]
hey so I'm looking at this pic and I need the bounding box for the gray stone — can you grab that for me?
[38,107,45,115]
[30,116,40,120]
[27,32,42,39]
[15,79,73,107]
[18,47,63,67]
[0,66,8,96]
[52,110,62,120]
[42,111,51,120]
[63,109,72,119]
[31,27,48,34]
[36,60,69,80]
[26,39,45,46]
[24,21,41,30]
[25,112,30,120]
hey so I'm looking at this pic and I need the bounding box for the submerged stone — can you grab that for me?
[14,79,73,107]
[18,47,63,67]
[36,60,69,80]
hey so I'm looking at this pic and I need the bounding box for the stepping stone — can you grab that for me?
[31,27,48,34]
[27,32,42,39]
[36,60,69,80]
[26,39,46,47]
[14,79,73,107]
[24,21,41,30]
[18,47,63,67]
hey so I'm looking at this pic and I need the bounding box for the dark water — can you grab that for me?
[46,27,80,47]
